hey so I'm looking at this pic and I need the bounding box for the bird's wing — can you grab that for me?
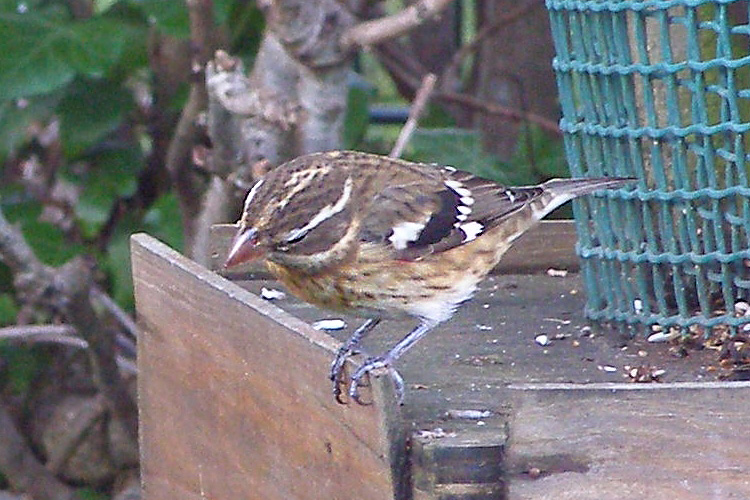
[359,166,544,261]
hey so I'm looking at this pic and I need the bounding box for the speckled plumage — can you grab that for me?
[225,150,632,404]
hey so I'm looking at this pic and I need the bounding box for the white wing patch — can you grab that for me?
[445,180,473,198]
[445,179,479,232]
[283,176,353,243]
[389,221,427,250]
[459,221,484,242]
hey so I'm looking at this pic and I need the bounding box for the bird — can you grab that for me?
[224,150,633,404]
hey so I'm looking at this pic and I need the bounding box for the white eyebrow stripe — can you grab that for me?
[243,179,264,211]
[283,176,353,242]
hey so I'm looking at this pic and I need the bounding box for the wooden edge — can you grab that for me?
[210,221,582,275]
[508,380,750,391]
[505,378,750,498]
[131,233,409,499]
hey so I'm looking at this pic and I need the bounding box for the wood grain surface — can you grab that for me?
[132,233,407,500]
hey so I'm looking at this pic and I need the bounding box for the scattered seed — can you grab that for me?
[535,334,550,346]
[446,409,492,420]
[260,287,286,300]
[312,319,346,331]
[648,329,679,343]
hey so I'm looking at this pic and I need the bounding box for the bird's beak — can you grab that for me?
[224,227,262,268]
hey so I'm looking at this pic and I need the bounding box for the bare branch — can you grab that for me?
[91,286,138,340]
[390,73,437,158]
[436,90,561,135]
[166,0,218,250]
[341,0,457,48]
[45,395,107,475]
[0,324,87,349]
[0,207,138,439]
[441,0,544,82]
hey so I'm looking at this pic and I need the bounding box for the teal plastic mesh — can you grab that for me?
[546,0,750,333]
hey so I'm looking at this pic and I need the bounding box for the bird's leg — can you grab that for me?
[349,321,436,405]
[330,317,381,403]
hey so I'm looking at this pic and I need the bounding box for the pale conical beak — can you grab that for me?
[224,227,262,268]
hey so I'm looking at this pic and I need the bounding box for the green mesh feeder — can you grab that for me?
[547,0,750,333]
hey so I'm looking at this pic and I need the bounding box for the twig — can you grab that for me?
[390,73,438,158]
[370,46,560,135]
[91,286,138,340]
[341,0,457,48]
[437,90,561,136]
[165,0,217,250]
[0,324,87,349]
[441,0,543,81]
[0,208,138,439]
[45,395,107,475]
[0,402,77,500]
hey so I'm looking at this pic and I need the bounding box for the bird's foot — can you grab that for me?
[330,345,355,404]
[349,356,405,405]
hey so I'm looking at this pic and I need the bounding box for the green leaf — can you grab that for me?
[102,192,182,309]
[0,13,135,100]
[75,487,109,500]
[130,0,189,37]
[3,199,82,266]
[343,83,371,149]
[143,192,183,250]
[72,147,143,237]
[511,125,568,179]
[0,293,18,325]
[0,93,60,161]
[57,78,133,157]
[0,344,42,395]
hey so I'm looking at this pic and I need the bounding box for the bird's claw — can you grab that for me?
[348,356,405,405]
[330,346,353,404]
[331,351,406,405]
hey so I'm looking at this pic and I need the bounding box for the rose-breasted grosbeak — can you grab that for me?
[225,150,632,404]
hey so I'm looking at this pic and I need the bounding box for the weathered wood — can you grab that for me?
[506,381,750,500]
[209,220,582,275]
[137,227,750,500]
[412,425,507,500]
[131,233,407,500]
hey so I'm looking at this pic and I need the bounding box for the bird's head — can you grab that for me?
[223,153,358,269]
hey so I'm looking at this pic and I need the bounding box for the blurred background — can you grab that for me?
[0,1,564,498]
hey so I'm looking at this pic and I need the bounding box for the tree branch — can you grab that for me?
[390,73,437,158]
[436,90,561,135]
[166,0,217,251]
[0,208,138,440]
[441,0,544,82]
[0,324,87,349]
[341,0,457,48]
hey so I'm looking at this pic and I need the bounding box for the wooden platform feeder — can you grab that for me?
[132,222,750,500]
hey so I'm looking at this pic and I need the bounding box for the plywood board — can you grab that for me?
[131,233,407,500]
[506,381,750,500]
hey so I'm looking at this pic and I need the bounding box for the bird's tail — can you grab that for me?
[532,177,635,220]
[542,177,635,198]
